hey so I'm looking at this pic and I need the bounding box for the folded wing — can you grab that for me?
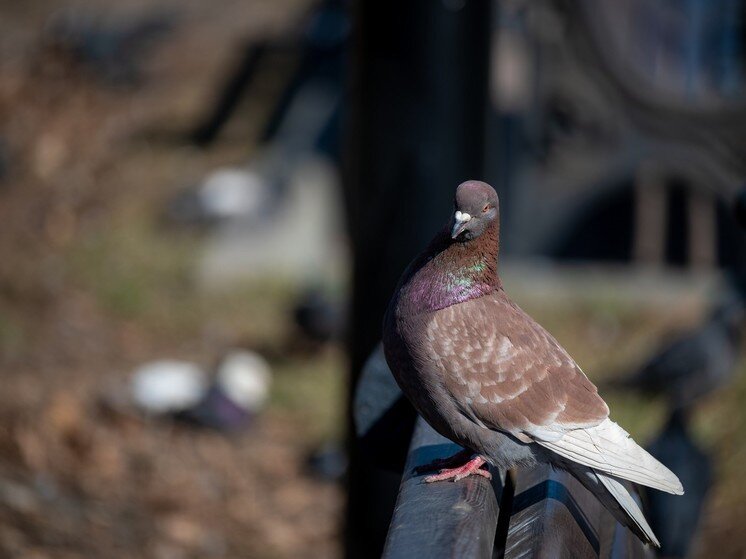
[428,291,682,495]
[429,292,609,437]
[540,418,683,494]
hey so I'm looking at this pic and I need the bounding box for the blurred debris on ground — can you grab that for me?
[0,1,344,558]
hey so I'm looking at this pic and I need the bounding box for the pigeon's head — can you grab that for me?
[451,180,499,241]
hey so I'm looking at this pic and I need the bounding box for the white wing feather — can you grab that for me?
[538,418,683,494]
[595,471,661,547]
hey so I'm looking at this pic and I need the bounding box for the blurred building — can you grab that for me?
[486,0,746,272]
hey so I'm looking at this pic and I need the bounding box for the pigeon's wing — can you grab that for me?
[427,292,682,494]
[428,291,609,441]
[540,418,683,493]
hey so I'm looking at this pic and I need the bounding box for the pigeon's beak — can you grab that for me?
[451,211,472,239]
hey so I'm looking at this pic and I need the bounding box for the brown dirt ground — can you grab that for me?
[0,1,344,558]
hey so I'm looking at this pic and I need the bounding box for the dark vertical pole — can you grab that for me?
[736,187,746,230]
[343,1,491,557]
[190,41,268,146]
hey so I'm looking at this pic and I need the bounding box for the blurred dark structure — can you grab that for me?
[188,0,746,273]
[0,137,7,183]
[175,0,348,238]
[306,442,349,482]
[344,0,491,557]
[736,186,746,228]
[190,0,347,164]
[488,0,746,273]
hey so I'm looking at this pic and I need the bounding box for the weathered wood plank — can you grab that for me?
[503,464,654,559]
[383,418,504,559]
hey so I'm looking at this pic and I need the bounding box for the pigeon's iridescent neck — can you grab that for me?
[405,259,494,312]
[400,224,500,313]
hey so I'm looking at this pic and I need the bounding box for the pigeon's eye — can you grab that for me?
[482,204,491,214]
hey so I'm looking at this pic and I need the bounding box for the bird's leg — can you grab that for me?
[413,448,474,475]
[423,455,491,483]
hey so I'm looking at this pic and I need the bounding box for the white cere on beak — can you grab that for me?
[452,210,473,238]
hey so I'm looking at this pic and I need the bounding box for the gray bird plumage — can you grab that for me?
[645,408,713,558]
[609,292,743,407]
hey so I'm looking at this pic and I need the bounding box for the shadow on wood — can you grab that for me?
[383,419,504,559]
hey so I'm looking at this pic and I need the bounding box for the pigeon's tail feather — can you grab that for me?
[539,419,683,495]
[570,464,660,547]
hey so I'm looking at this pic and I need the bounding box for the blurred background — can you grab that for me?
[0,0,745,558]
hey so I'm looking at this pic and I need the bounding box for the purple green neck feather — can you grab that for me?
[399,221,501,313]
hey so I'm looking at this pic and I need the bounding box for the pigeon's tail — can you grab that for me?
[539,419,684,495]
[569,464,660,547]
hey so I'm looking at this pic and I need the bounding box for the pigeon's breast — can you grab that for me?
[383,294,474,440]
[383,298,543,464]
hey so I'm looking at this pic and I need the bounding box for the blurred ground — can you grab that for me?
[0,1,745,558]
[0,1,346,558]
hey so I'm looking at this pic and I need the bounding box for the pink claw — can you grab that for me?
[423,455,492,483]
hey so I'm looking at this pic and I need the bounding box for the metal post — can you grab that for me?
[343,0,491,556]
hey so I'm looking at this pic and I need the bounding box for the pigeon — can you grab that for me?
[645,407,713,558]
[175,350,272,431]
[293,287,345,345]
[382,180,683,547]
[607,292,743,407]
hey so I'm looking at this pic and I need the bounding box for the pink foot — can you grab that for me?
[413,449,473,475]
[423,455,492,483]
